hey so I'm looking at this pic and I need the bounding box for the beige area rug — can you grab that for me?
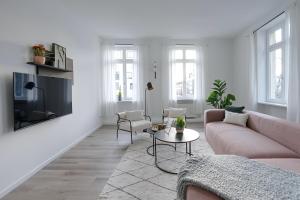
[98,125,214,200]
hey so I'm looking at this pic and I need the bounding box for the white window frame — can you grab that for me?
[266,22,287,105]
[113,46,137,101]
[172,46,197,100]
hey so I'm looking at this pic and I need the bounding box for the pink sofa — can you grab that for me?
[185,109,300,200]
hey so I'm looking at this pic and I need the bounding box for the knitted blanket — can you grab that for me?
[177,155,300,200]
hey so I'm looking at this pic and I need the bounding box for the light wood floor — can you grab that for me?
[2,125,130,200]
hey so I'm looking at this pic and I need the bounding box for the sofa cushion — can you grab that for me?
[255,158,300,174]
[206,122,299,158]
[223,111,249,127]
[247,111,300,155]
[225,106,245,113]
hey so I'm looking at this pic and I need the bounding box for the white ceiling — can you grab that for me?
[62,0,293,39]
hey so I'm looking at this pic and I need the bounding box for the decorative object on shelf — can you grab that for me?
[144,82,154,116]
[53,43,66,69]
[153,61,157,79]
[66,57,73,72]
[206,79,236,109]
[117,89,122,101]
[44,50,55,66]
[32,44,46,65]
[175,116,185,134]
[27,43,73,81]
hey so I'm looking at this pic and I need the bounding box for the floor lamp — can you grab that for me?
[144,82,153,117]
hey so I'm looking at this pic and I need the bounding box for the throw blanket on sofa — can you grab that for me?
[177,155,300,200]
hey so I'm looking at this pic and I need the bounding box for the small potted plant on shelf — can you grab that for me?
[175,116,185,134]
[117,90,122,101]
[32,44,46,65]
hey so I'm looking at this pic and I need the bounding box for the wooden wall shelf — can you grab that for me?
[27,62,73,73]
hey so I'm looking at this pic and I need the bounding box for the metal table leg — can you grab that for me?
[189,141,191,155]
[186,143,188,153]
[146,134,176,156]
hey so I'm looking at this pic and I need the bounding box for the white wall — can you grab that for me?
[0,0,102,197]
[233,35,253,108]
[204,39,234,103]
[101,38,234,122]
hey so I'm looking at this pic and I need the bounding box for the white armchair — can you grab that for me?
[116,110,152,144]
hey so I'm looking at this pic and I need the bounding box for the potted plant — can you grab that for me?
[206,80,236,109]
[117,90,122,101]
[32,44,46,65]
[175,116,185,134]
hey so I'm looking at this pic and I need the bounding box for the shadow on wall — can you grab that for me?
[0,69,14,134]
[0,41,31,135]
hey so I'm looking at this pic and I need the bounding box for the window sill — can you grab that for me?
[117,100,134,103]
[177,99,194,104]
[257,101,287,108]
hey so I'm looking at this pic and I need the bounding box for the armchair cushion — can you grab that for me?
[125,110,144,121]
[119,120,152,132]
[118,112,127,119]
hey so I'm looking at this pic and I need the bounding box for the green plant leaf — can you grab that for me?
[176,116,185,128]
[227,94,236,100]
[206,80,236,109]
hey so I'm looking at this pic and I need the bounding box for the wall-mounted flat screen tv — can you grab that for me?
[13,72,72,131]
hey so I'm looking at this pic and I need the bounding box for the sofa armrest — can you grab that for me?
[186,185,221,200]
[204,109,225,126]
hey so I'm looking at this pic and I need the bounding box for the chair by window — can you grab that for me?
[116,110,152,144]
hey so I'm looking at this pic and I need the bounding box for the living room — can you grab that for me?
[0,0,299,200]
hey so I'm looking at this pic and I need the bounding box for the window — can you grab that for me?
[170,47,197,100]
[266,22,287,104]
[256,14,289,106]
[112,47,137,101]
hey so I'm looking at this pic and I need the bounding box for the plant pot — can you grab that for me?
[34,56,45,65]
[176,127,184,134]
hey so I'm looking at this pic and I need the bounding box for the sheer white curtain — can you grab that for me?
[101,44,144,122]
[248,33,258,110]
[132,45,145,110]
[102,45,117,119]
[169,48,178,103]
[162,45,204,115]
[287,3,300,123]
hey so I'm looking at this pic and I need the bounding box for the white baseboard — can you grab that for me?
[0,124,102,199]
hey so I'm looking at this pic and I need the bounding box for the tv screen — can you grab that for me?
[13,72,72,131]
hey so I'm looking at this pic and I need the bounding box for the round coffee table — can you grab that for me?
[144,128,175,156]
[154,127,200,174]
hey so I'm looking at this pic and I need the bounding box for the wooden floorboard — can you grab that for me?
[2,125,129,200]
[2,123,202,200]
